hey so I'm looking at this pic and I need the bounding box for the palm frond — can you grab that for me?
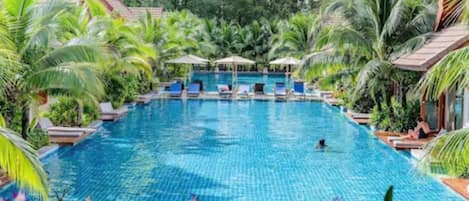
[420,128,469,176]
[355,59,391,94]
[0,127,49,201]
[25,62,104,98]
[416,46,469,100]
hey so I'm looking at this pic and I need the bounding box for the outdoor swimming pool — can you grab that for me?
[1,100,464,200]
[190,73,295,93]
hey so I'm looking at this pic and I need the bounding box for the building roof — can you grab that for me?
[393,24,469,71]
[100,0,163,21]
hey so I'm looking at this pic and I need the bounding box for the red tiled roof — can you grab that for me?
[100,0,163,21]
[393,24,469,71]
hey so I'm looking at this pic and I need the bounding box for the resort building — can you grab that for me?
[393,22,469,131]
[97,0,164,20]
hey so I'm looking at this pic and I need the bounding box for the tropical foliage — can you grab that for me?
[0,127,48,200]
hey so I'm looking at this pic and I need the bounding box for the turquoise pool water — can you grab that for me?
[1,100,464,200]
[190,73,294,93]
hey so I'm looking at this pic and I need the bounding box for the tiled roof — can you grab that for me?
[393,24,469,71]
[100,0,163,21]
[128,7,164,20]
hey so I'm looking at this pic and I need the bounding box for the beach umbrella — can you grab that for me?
[269,56,301,65]
[215,56,255,87]
[269,56,301,73]
[166,54,209,65]
[270,56,301,87]
[165,55,209,85]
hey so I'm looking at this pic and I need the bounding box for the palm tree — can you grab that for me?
[0,0,104,138]
[270,13,322,59]
[242,19,278,70]
[308,0,435,108]
[137,11,201,80]
[0,127,49,200]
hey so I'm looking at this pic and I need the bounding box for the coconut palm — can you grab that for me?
[0,0,104,138]
[270,13,322,59]
[137,11,202,80]
[308,0,435,107]
[0,127,49,200]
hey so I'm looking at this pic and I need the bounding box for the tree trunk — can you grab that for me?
[20,102,29,140]
[77,101,83,127]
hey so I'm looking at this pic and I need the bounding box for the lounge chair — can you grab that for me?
[324,96,339,106]
[192,80,204,91]
[38,118,96,145]
[385,134,435,150]
[254,83,265,95]
[136,93,153,104]
[99,102,129,121]
[348,112,371,124]
[169,82,183,97]
[217,84,233,98]
[392,138,434,150]
[188,83,201,97]
[237,84,252,98]
[274,82,287,99]
[293,81,306,99]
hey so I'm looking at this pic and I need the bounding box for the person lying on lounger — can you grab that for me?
[400,117,431,140]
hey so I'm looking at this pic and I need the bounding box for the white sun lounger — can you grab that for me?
[38,118,97,145]
[217,84,233,98]
[99,102,129,121]
[39,118,96,134]
[136,93,153,104]
[237,84,252,98]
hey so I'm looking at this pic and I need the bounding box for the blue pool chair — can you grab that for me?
[274,82,287,99]
[188,83,201,97]
[293,81,306,99]
[169,83,183,97]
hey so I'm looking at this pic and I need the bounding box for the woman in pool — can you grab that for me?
[315,139,328,149]
[400,117,431,140]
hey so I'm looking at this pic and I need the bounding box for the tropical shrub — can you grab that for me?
[371,98,420,132]
[27,129,50,150]
[348,92,375,113]
[102,74,138,108]
[46,97,99,127]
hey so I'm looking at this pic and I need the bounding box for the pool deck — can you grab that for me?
[442,178,469,200]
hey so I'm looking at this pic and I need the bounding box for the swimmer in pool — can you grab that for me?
[315,139,328,149]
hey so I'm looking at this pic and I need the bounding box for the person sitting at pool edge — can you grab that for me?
[400,117,431,140]
[315,139,328,149]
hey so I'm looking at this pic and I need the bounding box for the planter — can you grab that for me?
[373,130,403,137]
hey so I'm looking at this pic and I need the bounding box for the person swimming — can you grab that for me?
[315,139,328,149]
